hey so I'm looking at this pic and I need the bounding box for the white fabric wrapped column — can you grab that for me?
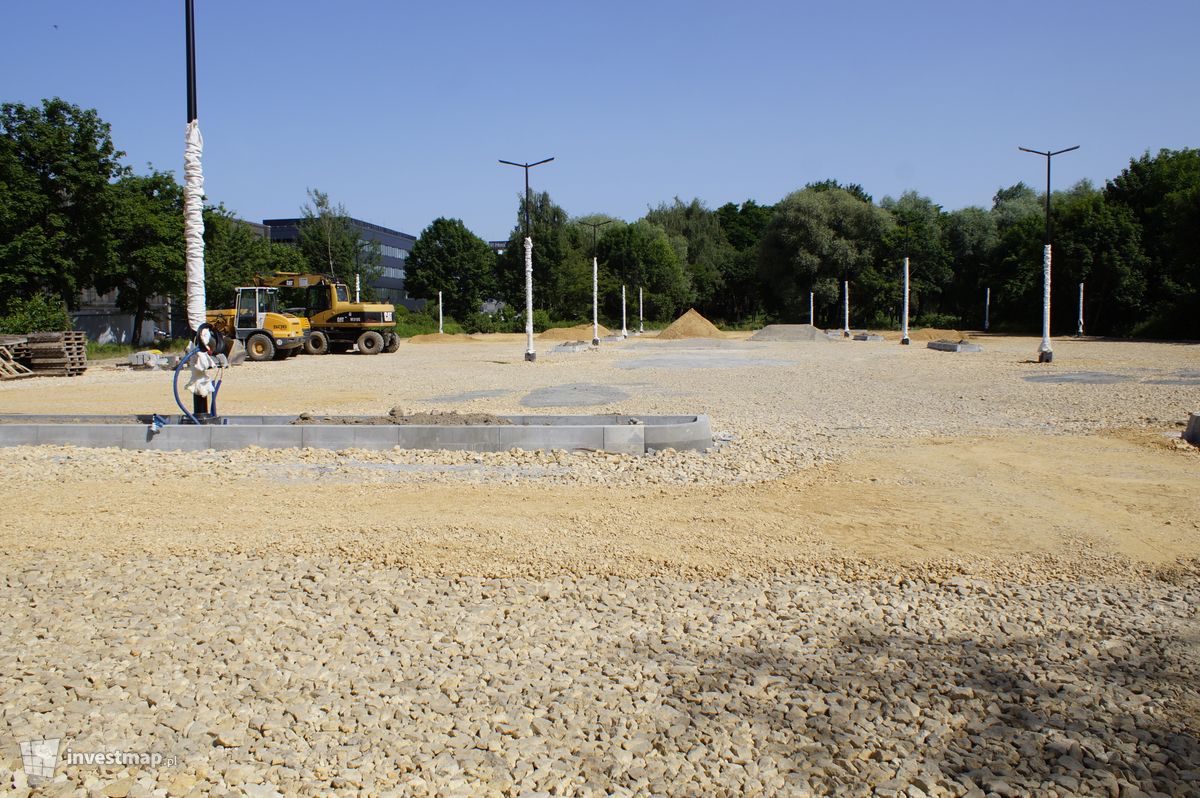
[842,281,850,337]
[524,237,535,361]
[183,120,206,332]
[592,257,599,345]
[1039,244,1053,361]
[901,257,910,344]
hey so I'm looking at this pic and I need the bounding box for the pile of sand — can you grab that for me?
[749,324,833,342]
[539,323,610,341]
[407,333,479,344]
[656,309,725,340]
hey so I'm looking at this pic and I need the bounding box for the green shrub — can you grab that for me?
[912,312,962,330]
[0,294,72,335]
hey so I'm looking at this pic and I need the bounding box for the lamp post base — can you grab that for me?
[591,338,600,346]
[901,338,910,345]
[1038,350,1053,363]
[524,352,536,362]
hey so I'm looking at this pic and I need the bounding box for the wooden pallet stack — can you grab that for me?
[7,331,89,377]
[0,335,35,380]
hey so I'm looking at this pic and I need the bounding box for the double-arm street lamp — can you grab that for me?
[499,157,554,362]
[578,219,614,345]
[1019,144,1079,363]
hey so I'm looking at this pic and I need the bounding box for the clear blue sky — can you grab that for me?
[2,1,1196,240]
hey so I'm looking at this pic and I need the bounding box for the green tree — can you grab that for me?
[496,191,590,318]
[715,200,773,321]
[98,170,185,345]
[595,220,690,322]
[203,205,306,308]
[941,206,998,327]
[297,189,359,281]
[881,192,952,321]
[1105,148,1200,336]
[0,98,126,305]
[758,187,894,323]
[407,217,497,320]
[645,198,731,315]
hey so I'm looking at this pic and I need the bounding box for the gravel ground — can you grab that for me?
[0,333,1197,797]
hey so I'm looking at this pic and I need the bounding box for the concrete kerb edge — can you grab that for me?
[0,414,713,455]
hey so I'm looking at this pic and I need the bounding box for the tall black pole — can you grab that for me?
[499,157,554,361]
[1019,145,1079,363]
[185,0,197,123]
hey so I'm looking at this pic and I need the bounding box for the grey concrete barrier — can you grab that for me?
[0,413,712,455]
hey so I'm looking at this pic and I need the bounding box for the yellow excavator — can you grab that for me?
[254,272,400,354]
[205,286,309,361]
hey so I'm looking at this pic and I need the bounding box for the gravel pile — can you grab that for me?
[2,555,1196,797]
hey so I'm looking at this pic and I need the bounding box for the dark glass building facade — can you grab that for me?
[261,217,421,308]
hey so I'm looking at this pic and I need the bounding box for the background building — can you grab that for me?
[261,217,421,309]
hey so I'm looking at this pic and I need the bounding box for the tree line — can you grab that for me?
[409,157,1198,338]
[0,99,384,342]
[3,98,1197,341]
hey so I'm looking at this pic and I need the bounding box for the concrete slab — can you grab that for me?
[397,426,503,451]
[617,355,788,370]
[927,341,983,353]
[520,384,630,408]
[500,425,604,451]
[427,389,510,403]
[853,334,886,342]
[1024,372,1131,384]
[552,342,591,353]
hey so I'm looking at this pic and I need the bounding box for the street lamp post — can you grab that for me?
[1019,145,1079,363]
[578,219,613,346]
[898,218,911,345]
[499,157,554,362]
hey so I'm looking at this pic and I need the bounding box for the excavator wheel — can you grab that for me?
[246,332,275,362]
[357,330,385,355]
[382,332,400,353]
[304,330,330,355]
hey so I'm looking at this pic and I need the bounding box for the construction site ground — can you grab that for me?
[0,331,1197,797]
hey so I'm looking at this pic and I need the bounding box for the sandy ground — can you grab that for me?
[0,332,1198,796]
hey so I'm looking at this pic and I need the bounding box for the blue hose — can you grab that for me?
[173,345,201,425]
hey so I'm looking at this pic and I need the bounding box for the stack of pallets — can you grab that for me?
[0,335,34,380]
[8,331,89,377]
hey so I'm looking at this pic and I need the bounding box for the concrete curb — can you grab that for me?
[0,414,712,455]
[927,341,983,353]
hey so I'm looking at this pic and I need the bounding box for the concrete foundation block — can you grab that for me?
[397,426,503,451]
[927,340,983,353]
[500,425,605,452]
[602,424,646,455]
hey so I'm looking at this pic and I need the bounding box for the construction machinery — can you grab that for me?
[205,286,309,361]
[254,272,400,355]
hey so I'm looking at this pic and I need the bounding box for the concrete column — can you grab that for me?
[1039,244,1053,362]
[592,256,599,346]
[524,237,535,361]
[901,257,910,345]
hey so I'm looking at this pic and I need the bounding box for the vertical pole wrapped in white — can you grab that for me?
[621,285,628,338]
[1077,282,1084,337]
[842,280,850,337]
[524,237,535,361]
[901,257,911,345]
[1039,244,1053,362]
[638,287,644,334]
[591,257,599,345]
[984,286,990,331]
[809,292,814,326]
[438,291,444,335]
[355,273,360,303]
[183,120,206,332]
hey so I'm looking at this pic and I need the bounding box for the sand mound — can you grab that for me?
[656,309,725,340]
[749,324,833,342]
[539,323,611,341]
[407,333,479,344]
